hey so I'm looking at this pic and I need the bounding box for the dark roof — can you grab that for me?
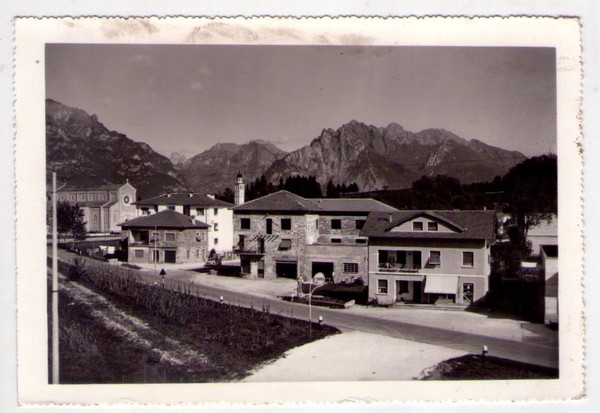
[360,210,496,240]
[134,193,233,208]
[233,190,398,214]
[57,183,128,192]
[118,210,210,229]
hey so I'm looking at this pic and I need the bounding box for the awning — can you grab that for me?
[424,275,458,294]
[279,239,292,249]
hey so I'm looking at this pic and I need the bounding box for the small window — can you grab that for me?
[355,219,366,230]
[214,237,219,245]
[428,222,438,231]
[463,251,474,267]
[279,239,292,251]
[186,250,191,259]
[134,250,144,258]
[429,251,441,266]
[241,218,251,229]
[281,218,292,230]
[196,208,204,215]
[355,238,367,244]
[331,219,342,229]
[165,233,176,242]
[413,221,423,231]
[167,205,175,210]
[343,263,358,273]
[213,223,219,232]
[214,208,218,215]
[331,238,342,244]
[150,231,160,241]
[377,279,388,294]
[196,232,203,242]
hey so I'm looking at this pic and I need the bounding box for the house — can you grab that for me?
[233,190,398,281]
[119,209,209,264]
[539,244,558,325]
[133,192,234,255]
[527,215,558,254]
[54,181,137,232]
[360,210,497,306]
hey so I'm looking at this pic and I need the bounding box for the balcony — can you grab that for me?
[378,262,422,274]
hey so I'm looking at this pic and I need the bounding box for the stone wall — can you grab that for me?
[126,227,208,264]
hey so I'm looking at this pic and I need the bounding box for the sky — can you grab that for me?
[46,44,556,158]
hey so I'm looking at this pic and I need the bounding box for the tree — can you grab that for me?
[56,201,88,248]
[502,154,557,247]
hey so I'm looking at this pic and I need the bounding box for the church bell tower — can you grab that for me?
[234,172,245,206]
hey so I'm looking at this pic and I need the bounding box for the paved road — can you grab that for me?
[51,249,559,369]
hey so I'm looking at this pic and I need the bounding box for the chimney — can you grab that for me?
[388,213,393,223]
[207,194,215,200]
[234,172,245,206]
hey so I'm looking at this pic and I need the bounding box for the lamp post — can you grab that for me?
[309,272,325,340]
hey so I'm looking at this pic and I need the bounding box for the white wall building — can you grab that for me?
[134,192,234,255]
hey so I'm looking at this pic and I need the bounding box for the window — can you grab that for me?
[150,231,160,242]
[134,250,144,258]
[266,218,272,234]
[196,208,204,215]
[428,222,438,231]
[413,221,423,231]
[196,232,204,242]
[168,206,175,210]
[399,281,409,293]
[186,250,191,259]
[343,263,358,273]
[355,219,366,230]
[316,219,319,230]
[331,219,342,229]
[165,233,176,242]
[429,251,441,266]
[281,218,292,230]
[331,238,342,244]
[214,208,218,215]
[241,218,251,229]
[214,238,219,245]
[377,279,388,294]
[462,252,474,267]
[355,238,367,244]
[213,223,219,232]
[279,239,292,251]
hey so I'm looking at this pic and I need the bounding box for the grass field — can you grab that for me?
[421,354,559,380]
[48,259,339,383]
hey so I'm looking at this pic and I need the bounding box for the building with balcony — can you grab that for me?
[233,190,398,281]
[119,209,209,264]
[133,192,234,255]
[360,210,497,306]
[53,181,137,232]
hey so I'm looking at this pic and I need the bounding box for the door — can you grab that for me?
[312,262,334,281]
[258,260,265,278]
[164,250,177,263]
[266,218,273,235]
[152,250,160,263]
[413,281,423,303]
[462,283,474,304]
[276,261,297,279]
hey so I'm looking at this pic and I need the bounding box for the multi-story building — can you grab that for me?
[360,210,497,306]
[133,193,234,255]
[54,181,137,232]
[119,209,209,264]
[233,190,398,281]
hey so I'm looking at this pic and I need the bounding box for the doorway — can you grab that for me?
[312,262,334,281]
[164,250,177,263]
[276,261,297,279]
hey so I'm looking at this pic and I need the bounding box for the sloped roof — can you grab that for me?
[74,200,117,208]
[118,210,210,229]
[360,210,496,240]
[233,191,320,212]
[386,210,465,232]
[233,190,398,214]
[134,193,233,208]
[57,183,127,192]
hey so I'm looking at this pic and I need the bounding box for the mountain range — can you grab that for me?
[46,99,527,198]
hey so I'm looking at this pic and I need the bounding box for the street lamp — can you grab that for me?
[309,272,326,340]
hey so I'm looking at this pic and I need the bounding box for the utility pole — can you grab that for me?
[52,172,59,384]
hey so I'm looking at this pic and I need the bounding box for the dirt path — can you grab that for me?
[53,270,208,367]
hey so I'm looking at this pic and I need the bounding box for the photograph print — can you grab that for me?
[44,41,560,385]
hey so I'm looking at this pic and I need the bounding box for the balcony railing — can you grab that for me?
[378,263,422,273]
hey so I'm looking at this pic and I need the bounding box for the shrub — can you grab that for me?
[67,257,87,281]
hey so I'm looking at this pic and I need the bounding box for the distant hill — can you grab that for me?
[181,140,288,193]
[46,99,189,199]
[264,120,526,191]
